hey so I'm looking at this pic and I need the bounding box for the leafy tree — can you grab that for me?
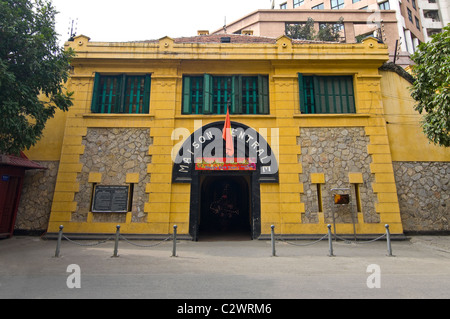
[285,17,345,42]
[316,17,344,42]
[0,0,74,155]
[285,18,315,40]
[410,24,450,147]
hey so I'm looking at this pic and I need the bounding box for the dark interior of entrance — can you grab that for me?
[199,175,251,240]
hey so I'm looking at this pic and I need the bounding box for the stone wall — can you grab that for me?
[73,128,152,223]
[298,127,378,225]
[15,161,59,233]
[394,161,450,233]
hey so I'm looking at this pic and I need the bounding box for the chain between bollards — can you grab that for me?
[172,225,178,257]
[327,224,334,257]
[54,225,64,258]
[112,225,120,258]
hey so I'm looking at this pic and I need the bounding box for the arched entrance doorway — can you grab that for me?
[199,174,251,240]
[172,121,279,241]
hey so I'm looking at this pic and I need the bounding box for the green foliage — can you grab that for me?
[285,17,344,42]
[285,18,315,40]
[0,0,74,155]
[410,24,450,147]
[316,18,344,42]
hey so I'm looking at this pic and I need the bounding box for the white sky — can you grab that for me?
[52,0,280,44]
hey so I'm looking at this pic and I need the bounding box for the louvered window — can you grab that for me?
[298,74,355,114]
[182,74,269,115]
[91,74,151,114]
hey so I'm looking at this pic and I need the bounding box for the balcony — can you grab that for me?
[419,0,439,10]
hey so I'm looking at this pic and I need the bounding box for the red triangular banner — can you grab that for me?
[222,106,234,157]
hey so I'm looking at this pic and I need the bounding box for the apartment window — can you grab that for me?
[379,1,390,9]
[91,74,151,114]
[407,8,413,22]
[412,0,416,9]
[293,0,304,7]
[280,2,287,9]
[352,0,361,3]
[415,16,421,29]
[312,3,324,9]
[182,75,270,115]
[298,75,355,114]
[331,0,345,9]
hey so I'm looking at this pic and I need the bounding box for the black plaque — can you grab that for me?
[92,185,129,213]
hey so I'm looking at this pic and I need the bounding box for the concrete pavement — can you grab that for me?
[1,234,450,299]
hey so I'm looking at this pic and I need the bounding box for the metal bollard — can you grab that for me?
[271,225,276,257]
[55,225,64,258]
[172,225,178,257]
[112,225,120,257]
[327,224,334,257]
[385,224,393,256]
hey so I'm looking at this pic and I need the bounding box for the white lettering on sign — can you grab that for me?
[171,123,279,176]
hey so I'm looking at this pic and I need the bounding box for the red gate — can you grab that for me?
[0,153,46,238]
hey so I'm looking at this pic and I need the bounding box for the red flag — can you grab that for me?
[223,106,234,157]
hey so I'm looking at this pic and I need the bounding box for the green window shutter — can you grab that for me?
[106,77,116,113]
[242,76,258,114]
[298,73,306,113]
[100,77,108,113]
[313,76,355,114]
[203,74,213,114]
[142,74,151,114]
[103,75,122,114]
[341,76,355,113]
[126,76,135,113]
[182,76,192,114]
[258,75,269,114]
[314,76,327,113]
[117,74,126,113]
[91,73,101,113]
[232,75,242,114]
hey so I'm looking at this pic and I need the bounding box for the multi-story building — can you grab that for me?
[213,0,429,67]
[278,0,425,54]
[418,0,450,41]
[6,33,448,240]
[213,9,412,66]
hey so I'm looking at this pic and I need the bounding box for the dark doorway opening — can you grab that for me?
[199,175,251,241]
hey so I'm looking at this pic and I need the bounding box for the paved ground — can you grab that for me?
[1,234,450,300]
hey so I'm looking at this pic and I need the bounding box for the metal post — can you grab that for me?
[271,225,276,257]
[327,224,334,257]
[55,225,63,258]
[393,40,398,65]
[113,225,120,257]
[385,224,393,256]
[172,225,178,257]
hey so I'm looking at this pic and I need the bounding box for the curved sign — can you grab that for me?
[172,121,279,183]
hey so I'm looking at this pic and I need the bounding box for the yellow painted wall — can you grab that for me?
[380,70,450,162]
[23,104,68,161]
[40,35,407,237]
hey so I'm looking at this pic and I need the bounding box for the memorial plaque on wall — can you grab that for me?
[92,185,129,213]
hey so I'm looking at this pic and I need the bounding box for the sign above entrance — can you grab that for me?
[172,121,279,183]
[195,158,256,171]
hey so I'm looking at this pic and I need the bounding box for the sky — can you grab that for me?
[52,0,280,44]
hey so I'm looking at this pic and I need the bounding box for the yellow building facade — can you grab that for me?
[18,33,449,239]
